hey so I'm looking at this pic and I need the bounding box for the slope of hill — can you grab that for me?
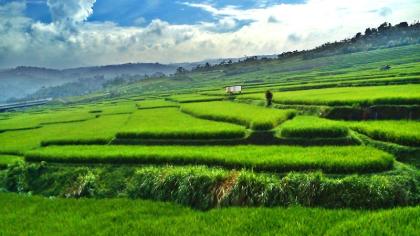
[0,63,178,102]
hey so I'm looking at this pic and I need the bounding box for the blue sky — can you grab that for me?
[22,0,305,26]
[0,0,418,68]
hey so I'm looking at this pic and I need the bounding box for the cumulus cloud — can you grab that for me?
[47,0,96,27]
[0,0,419,68]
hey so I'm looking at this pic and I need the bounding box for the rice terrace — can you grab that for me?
[0,0,420,235]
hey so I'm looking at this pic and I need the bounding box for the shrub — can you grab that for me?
[2,164,419,210]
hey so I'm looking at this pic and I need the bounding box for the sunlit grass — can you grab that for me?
[0,193,419,235]
[116,108,246,139]
[25,145,394,173]
[181,101,295,130]
[239,84,420,106]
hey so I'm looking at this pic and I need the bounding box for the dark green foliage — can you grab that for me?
[324,105,420,120]
[323,106,365,120]
[265,90,273,106]
[2,164,418,210]
[276,135,360,146]
[127,166,225,210]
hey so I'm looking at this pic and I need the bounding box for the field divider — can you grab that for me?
[0,125,42,133]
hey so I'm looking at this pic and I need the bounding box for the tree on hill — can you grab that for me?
[175,67,187,75]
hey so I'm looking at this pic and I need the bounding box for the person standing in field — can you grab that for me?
[265,90,273,107]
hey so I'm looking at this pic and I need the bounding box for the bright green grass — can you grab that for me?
[136,99,178,109]
[342,120,420,147]
[0,109,95,132]
[0,114,41,131]
[95,101,137,114]
[239,84,420,106]
[0,193,418,236]
[324,207,420,236]
[0,155,23,167]
[169,94,225,103]
[34,109,96,124]
[116,108,246,139]
[25,145,394,173]
[0,114,129,154]
[40,114,130,146]
[181,101,296,130]
[279,116,349,138]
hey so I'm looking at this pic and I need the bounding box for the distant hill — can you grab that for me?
[0,63,178,102]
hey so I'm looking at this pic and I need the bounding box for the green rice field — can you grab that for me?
[181,101,296,130]
[25,145,394,173]
[279,116,349,139]
[0,114,129,153]
[116,108,246,139]
[239,84,420,106]
[136,99,178,109]
[343,120,420,147]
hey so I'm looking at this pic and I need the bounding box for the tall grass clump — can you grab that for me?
[181,101,295,130]
[127,166,226,210]
[116,108,246,139]
[2,163,419,210]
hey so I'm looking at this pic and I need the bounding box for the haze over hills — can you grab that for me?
[0,63,179,102]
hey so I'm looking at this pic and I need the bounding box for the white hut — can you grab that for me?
[225,85,242,94]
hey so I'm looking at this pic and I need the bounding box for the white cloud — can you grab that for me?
[47,0,96,25]
[0,0,419,68]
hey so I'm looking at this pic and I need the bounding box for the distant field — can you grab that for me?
[169,94,225,103]
[239,84,420,106]
[25,145,394,173]
[0,109,95,132]
[136,99,178,109]
[181,101,296,130]
[1,193,419,236]
[116,108,246,139]
[92,101,137,114]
